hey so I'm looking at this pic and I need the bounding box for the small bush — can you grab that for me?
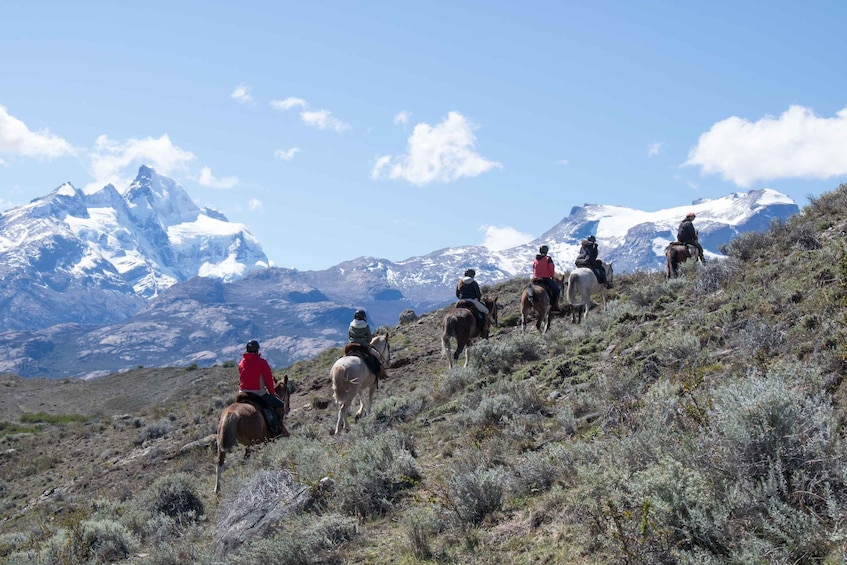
[334,430,421,519]
[136,473,205,525]
[39,518,138,564]
[404,507,439,559]
[450,467,506,525]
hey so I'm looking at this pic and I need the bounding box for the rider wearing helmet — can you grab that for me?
[348,309,373,346]
[677,212,705,263]
[348,309,388,379]
[455,268,489,329]
[238,339,288,437]
[575,235,611,288]
[533,245,562,311]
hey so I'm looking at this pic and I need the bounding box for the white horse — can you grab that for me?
[331,333,391,435]
[567,262,614,324]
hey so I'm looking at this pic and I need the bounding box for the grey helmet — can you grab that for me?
[354,309,367,321]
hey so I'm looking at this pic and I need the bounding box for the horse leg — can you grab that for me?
[354,392,366,419]
[442,335,455,369]
[454,338,466,367]
[521,307,528,334]
[334,402,348,435]
[214,449,226,495]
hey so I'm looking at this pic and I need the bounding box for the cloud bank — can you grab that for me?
[372,111,502,186]
[0,105,74,159]
[686,105,847,187]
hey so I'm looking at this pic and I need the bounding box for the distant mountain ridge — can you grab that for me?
[0,167,799,378]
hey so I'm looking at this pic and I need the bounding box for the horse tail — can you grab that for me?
[567,272,579,304]
[525,285,535,306]
[217,409,239,454]
[441,315,457,356]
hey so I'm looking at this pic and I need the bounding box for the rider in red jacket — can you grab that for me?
[239,340,288,437]
[532,245,561,311]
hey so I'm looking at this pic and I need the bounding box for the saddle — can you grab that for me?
[531,278,556,303]
[236,391,282,437]
[343,343,383,381]
[456,300,486,332]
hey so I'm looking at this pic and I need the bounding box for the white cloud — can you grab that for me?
[648,142,662,157]
[371,111,502,185]
[198,166,239,189]
[87,133,195,191]
[0,105,74,159]
[270,97,308,111]
[480,225,534,251]
[556,159,569,165]
[248,198,262,211]
[300,109,350,133]
[275,147,300,161]
[685,105,847,187]
[394,111,411,125]
[230,84,253,104]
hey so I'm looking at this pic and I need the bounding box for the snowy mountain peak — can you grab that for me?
[0,165,270,332]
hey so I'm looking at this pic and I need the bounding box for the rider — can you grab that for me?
[455,268,489,330]
[575,235,612,288]
[348,309,386,378]
[532,245,561,311]
[238,339,288,437]
[677,212,705,263]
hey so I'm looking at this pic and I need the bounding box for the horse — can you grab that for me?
[567,262,614,324]
[331,333,391,435]
[520,275,566,334]
[666,242,699,279]
[441,295,499,369]
[214,376,291,495]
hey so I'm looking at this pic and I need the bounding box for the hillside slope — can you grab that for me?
[0,184,845,564]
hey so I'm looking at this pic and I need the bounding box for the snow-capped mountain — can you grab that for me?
[0,168,799,378]
[0,165,269,332]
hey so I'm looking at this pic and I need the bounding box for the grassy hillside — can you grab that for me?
[1,184,847,564]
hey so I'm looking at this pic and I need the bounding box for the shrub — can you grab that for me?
[136,473,205,525]
[404,507,439,559]
[721,230,770,261]
[38,519,138,564]
[333,430,421,519]
[230,513,357,565]
[692,258,740,294]
[449,467,506,525]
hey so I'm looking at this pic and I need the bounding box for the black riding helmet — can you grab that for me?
[539,245,549,255]
[354,309,367,321]
[464,268,475,278]
[246,339,260,353]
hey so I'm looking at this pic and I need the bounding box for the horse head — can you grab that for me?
[483,295,499,327]
[274,375,291,415]
[370,333,391,368]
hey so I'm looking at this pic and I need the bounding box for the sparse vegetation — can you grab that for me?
[2,183,847,563]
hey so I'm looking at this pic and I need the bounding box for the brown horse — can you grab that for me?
[520,275,566,334]
[441,295,499,369]
[666,243,699,279]
[331,333,391,435]
[214,376,290,495]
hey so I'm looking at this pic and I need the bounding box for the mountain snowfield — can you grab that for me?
[0,166,799,378]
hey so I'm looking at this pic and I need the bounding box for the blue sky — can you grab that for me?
[2,1,846,271]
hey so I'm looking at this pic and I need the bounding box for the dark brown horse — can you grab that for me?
[520,275,566,334]
[214,376,290,495]
[666,243,699,279]
[441,295,498,369]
